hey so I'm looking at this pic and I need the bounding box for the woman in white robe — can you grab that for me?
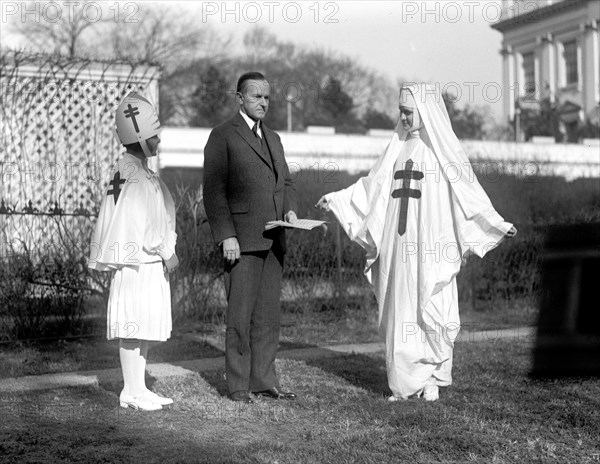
[317,84,516,401]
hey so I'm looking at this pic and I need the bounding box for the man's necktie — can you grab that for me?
[253,121,276,178]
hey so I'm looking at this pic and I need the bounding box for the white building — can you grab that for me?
[492,0,600,142]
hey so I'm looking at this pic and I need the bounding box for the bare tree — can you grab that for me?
[7,2,232,126]
[7,2,230,65]
[8,1,110,58]
[241,28,398,128]
[242,27,297,69]
[7,4,397,128]
[106,4,232,125]
[109,4,230,69]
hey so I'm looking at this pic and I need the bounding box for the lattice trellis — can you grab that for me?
[1,50,160,212]
[0,51,160,257]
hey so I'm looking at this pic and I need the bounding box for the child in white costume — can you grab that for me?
[89,92,179,411]
[317,84,516,401]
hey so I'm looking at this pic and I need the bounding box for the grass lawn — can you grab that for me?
[0,334,223,379]
[1,337,599,464]
[0,297,538,379]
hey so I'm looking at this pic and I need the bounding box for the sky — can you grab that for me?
[194,0,509,119]
[0,0,510,120]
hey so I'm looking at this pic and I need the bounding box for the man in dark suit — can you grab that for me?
[203,72,298,403]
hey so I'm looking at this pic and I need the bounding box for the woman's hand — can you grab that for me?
[163,254,180,272]
[315,196,331,212]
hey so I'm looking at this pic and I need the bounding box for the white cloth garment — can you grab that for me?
[107,262,172,341]
[325,84,512,398]
[89,153,176,341]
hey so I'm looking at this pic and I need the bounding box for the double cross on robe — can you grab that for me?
[391,159,424,236]
[107,171,126,204]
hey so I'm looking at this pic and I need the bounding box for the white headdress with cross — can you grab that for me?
[115,91,161,158]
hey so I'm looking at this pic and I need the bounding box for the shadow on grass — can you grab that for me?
[198,369,229,398]
[194,334,389,399]
[195,345,388,399]
[1,387,244,464]
[305,352,390,397]
[150,336,224,361]
[0,335,225,380]
[96,371,160,398]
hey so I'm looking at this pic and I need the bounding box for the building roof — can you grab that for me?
[492,0,589,32]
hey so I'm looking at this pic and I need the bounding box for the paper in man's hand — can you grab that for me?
[265,219,327,231]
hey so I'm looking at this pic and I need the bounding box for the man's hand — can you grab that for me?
[506,226,517,238]
[222,237,240,264]
[315,196,331,212]
[285,210,298,223]
[163,254,179,273]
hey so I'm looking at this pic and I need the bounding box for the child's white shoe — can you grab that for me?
[143,389,174,406]
[119,392,162,411]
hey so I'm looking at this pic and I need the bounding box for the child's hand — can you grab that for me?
[164,254,179,272]
[506,226,517,238]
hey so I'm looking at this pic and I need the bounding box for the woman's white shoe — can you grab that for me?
[387,395,407,402]
[422,385,439,402]
[119,392,162,411]
[143,390,174,406]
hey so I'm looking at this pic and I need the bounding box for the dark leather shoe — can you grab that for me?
[253,387,297,400]
[228,391,254,403]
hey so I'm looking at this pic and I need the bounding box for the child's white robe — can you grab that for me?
[89,153,176,340]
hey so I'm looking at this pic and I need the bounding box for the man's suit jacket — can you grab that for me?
[203,113,298,253]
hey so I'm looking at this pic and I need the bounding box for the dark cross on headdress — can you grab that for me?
[124,104,140,133]
[391,159,423,236]
[107,171,126,204]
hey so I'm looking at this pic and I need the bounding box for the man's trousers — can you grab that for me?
[224,247,283,394]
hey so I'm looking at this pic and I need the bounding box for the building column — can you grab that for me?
[538,33,555,101]
[581,20,599,117]
[500,45,516,123]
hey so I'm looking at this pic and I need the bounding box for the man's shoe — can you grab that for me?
[229,391,254,403]
[253,387,297,400]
